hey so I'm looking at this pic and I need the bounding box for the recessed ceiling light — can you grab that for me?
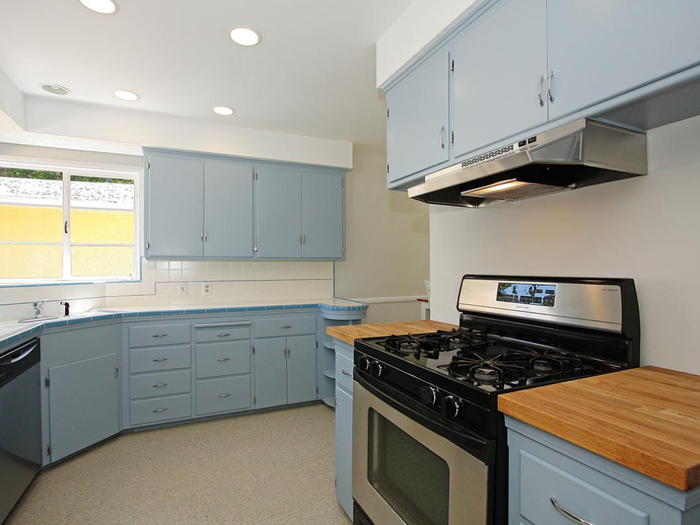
[114,90,139,101]
[39,83,71,96]
[79,0,118,15]
[213,106,235,116]
[229,27,261,47]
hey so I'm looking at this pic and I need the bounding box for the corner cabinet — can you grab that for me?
[144,149,345,260]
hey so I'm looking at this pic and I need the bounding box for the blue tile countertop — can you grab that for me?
[0,297,368,349]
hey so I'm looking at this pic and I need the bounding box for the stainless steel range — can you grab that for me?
[351,275,640,525]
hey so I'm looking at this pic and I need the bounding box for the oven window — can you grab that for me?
[368,409,449,525]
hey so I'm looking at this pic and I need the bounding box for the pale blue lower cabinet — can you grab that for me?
[196,376,251,416]
[254,337,289,409]
[130,394,192,426]
[333,339,355,520]
[129,370,191,399]
[286,334,318,404]
[41,322,122,465]
[506,416,700,525]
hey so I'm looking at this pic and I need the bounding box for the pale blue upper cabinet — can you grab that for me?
[286,334,317,404]
[48,352,119,462]
[546,0,700,121]
[256,166,303,258]
[386,47,450,184]
[301,171,344,259]
[452,0,548,158]
[203,161,254,258]
[147,154,204,257]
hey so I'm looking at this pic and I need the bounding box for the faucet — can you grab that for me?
[33,299,48,319]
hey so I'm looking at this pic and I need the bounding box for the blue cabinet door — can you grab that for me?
[204,161,254,258]
[547,0,700,121]
[147,154,204,257]
[253,337,288,409]
[301,172,343,259]
[48,353,119,462]
[256,166,302,258]
[386,47,450,184]
[451,0,548,158]
[286,334,317,404]
[335,385,353,520]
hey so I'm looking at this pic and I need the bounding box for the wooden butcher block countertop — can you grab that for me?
[326,320,457,347]
[499,366,700,491]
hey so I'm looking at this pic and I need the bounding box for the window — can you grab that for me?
[0,161,139,283]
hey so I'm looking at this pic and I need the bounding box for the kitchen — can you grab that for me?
[0,1,699,524]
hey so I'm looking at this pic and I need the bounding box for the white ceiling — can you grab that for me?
[0,0,412,148]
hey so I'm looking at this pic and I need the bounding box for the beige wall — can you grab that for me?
[335,144,430,324]
[429,114,700,375]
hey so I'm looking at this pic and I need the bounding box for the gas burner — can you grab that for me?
[531,358,556,373]
[382,335,420,356]
[471,366,501,384]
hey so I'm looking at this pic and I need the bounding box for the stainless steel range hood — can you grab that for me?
[408,119,647,208]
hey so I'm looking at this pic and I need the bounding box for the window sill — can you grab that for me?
[0,278,142,288]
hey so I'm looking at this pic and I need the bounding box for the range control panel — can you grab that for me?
[496,282,556,307]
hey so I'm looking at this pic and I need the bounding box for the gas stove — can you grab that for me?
[352,276,640,525]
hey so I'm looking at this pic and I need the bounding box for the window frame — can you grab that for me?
[0,157,141,285]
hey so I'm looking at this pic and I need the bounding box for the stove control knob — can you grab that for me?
[442,396,463,419]
[370,361,386,378]
[419,386,440,407]
[358,356,372,373]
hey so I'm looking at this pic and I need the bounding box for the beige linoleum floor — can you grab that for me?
[7,404,351,525]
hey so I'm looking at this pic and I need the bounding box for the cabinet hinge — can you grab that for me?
[335,477,338,487]
[146,241,150,251]
[342,246,345,256]
[316,340,319,348]
[341,180,345,188]
[386,164,390,173]
[451,131,455,146]
[46,445,51,456]
[316,387,320,394]
[334,397,337,407]
[253,395,257,404]
[451,60,455,73]
[252,346,255,355]
[386,108,389,118]
[147,162,151,169]
[44,377,50,388]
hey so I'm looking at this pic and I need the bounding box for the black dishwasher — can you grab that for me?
[0,338,41,523]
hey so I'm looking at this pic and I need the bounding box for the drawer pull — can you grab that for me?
[280,325,292,329]
[153,383,168,388]
[152,334,168,338]
[218,393,231,398]
[152,358,168,362]
[342,369,352,376]
[217,333,231,338]
[551,498,594,525]
[153,408,167,413]
[217,357,231,362]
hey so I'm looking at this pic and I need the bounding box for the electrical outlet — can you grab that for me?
[202,282,212,296]
[178,283,187,295]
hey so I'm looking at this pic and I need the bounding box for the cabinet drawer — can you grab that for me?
[129,345,191,373]
[196,376,251,416]
[130,394,192,426]
[335,351,354,394]
[520,449,649,525]
[255,316,316,338]
[129,370,191,400]
[196,340,251,379]
[129,323,190,348]
[195,324,250,343]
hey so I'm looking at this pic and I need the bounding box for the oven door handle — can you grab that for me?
[355,371,495,464]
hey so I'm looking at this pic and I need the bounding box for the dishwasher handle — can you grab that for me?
[0,339,41,389]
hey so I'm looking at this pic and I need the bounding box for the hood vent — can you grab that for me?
[408,119,647,208]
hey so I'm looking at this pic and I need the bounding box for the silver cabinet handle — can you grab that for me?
[217,333,231,338]
[153,383,168,388]
[114,364,119,378]
[218,393,231,398]
[153,358,168,362]
[153,408,167,413]
[217,357,231,362]
[302,233,306,244]
[152,334,167,338]
[537,75,544,106]
[299,234,303,245]
[439,126,445,149]
[547,70,555,103]
[280,325,292,329]
[200,230,204,241]
[204,230,208,242]
[551,498,594,525]
[342,369,352,376]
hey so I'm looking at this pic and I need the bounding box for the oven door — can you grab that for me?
[353,373,492,525]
